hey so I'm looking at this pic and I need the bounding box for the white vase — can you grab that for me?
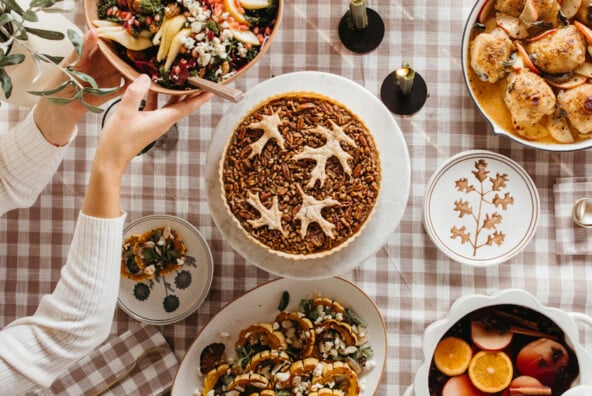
[0,11,81,108]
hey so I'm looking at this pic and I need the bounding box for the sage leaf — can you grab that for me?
[0,69,13,98]
[67,29,82,57]
[22,10,39,22]
[24,26,64,40]
[68,69,99,89]
[44,96,77,105]
[41,54,63,64]
[2,0,25,14]
[30,0,59,8]
[28,80,71,96]
[278,290,290,311]
[82,85,121,96]
[0,53,25,66]
[0,13,14,27]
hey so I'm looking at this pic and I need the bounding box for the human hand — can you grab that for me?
[34,29,126,146]
[95,74,212,178]
[66,29,126,108]
[82,74,211,218]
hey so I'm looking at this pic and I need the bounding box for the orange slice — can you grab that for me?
[433,336,473,376]
[468,350,513,393]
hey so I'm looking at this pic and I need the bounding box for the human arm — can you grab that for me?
[0,30,124,216]
[0,75,212,391]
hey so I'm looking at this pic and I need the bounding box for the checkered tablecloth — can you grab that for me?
[2,1,592,394]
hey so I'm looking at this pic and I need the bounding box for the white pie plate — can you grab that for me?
[118,215,214,325]
[171,276,387,395]
[423,150,540,266]
[205,71,410,278]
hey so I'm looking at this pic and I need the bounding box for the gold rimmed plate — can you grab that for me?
[423,150,540,266]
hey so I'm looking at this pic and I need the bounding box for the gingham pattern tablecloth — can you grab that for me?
[2,1,592,394]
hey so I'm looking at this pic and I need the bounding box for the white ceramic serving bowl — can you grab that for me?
[461,0,592,151]
[404,289,592,395]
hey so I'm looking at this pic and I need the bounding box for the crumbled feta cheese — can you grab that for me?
[313,363,323,377]
[275,371,290,382]
[366,359,377,370]
[144,265,155,275]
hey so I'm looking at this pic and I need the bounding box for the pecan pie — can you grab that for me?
[220,93,381,259]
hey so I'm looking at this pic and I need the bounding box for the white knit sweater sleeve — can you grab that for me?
[0,108,74,215]
[0,211,126,392]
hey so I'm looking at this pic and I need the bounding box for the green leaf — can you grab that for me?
[24,26,65,40]
[28,80,72,96]
[278,290,290,311]
[40,54,64,64]
[43,96,77,105]
[67,29,82,58]
[29,0,58,8]
[22,9,39,22]
[0,13,15,27]
[2,0,25,14]
[0,68,13,98]
[78,90,107,113]
[0,53,25,66]
[68,69,99,89]
[82,84,122,96]
[39,7,72,13]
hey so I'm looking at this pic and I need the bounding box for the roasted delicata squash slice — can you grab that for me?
[227,372,269,391]
[309,389,346,396]
[316,319,359,347]
[311,297,346,315]
[202,364,233,396]
[313,361,360,396]
[275,356,322,388]
[248,390,276,396]
[245,349,292,373]
[275,311,315,357]
[236,323,287,350]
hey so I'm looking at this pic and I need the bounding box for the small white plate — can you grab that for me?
[171,276,387,395]
[205,71,410,278]
[423,150,540,266]
[118,215,214,325]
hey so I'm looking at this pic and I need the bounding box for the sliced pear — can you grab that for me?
[95,26,154,51]
[163,28,192,71]
[224,0,248,24]
[527,27,557,42]
[577,0,592,23]
[546,114,575,143]
[155,15,186,62]
[230,28,261,45]
[519,0,539,24]
[546,75,587,89]
[562,0,583,19]
[515,41,540,74]
[496,13,529,39]
[574,62,592,78]
[575,20,592,44]
[239,0,270,10]
[92,19,120,28]
[478,0,495,24]
[513,119,550,140]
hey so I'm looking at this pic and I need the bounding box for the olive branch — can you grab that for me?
[0,0,121,112]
